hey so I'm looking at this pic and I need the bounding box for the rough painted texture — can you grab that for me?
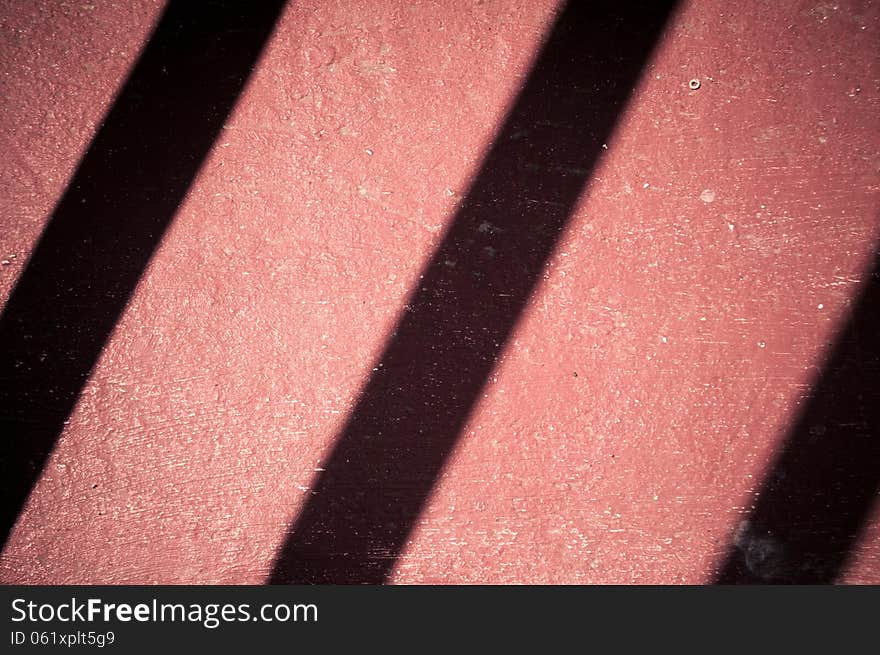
[1,0,878,583]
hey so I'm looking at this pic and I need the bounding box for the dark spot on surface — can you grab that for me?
[742,534,785,579]
[732,520,787,580]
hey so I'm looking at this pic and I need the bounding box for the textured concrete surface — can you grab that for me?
[1,0,878,583]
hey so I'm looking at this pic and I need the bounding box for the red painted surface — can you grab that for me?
[1,0,878,583]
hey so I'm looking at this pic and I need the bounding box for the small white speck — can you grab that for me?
[817,303,824,310]
[642,182,650,189]
[700,189,716,203]
[601,143,608,149]
[660,335,668,344]
[758,341,766,349]
[365,148,373,156]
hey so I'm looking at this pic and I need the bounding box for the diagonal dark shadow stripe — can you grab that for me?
[0,0,287,550]
[269,0,678,584]
[716,248,880,584]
